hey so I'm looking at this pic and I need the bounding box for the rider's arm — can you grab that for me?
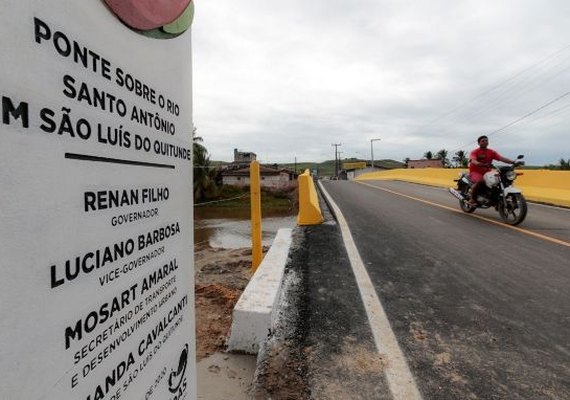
[469,152,481,166]
[470,153,489,167]
[491,149,513,165]
[498,155,514,164]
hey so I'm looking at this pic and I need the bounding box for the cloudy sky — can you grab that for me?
[192,0,570,166]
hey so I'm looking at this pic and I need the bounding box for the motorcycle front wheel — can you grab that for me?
[499,193,527,225]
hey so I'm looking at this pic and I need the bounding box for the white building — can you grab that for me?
[221,166,297,189]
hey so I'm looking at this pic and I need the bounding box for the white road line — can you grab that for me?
[319,182,423,400]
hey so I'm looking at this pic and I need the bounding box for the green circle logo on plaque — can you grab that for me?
[104,0,194,38]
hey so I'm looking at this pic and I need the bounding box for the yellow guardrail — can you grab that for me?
[356,168,570,208]
[344,161,367,170]
[297,169,324,225]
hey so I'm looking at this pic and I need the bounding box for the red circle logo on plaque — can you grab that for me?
[104,0,194,38]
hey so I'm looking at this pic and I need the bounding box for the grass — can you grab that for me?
[196,185,297,210]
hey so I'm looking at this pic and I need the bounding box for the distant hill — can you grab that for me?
[282,159,404,177]
[208,158,404,177]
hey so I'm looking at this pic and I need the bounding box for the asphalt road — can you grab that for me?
[320,179,570,400]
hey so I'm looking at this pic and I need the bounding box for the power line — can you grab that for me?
[448,90,570,154]
[525,101,570,124]
[415,44,570,136]
[194,194,249,207]
[444,56,570,135]
[407,44,570,156]
[487,91,570,137]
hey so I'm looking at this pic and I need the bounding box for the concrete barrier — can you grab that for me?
[357,168,570,207]
[227,228,293,354]
[297,169,324,225]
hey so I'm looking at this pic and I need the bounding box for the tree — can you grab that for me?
[403,157,410,168]
[193,127,207,162]
[436,149,449,167]
[453,150,468,168]
[545,158,570,170]
[193,127,218,201]
[424,151,433,160]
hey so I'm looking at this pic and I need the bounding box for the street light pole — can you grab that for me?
[370,138,381,170]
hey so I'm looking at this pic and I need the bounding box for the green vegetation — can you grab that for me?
[193,131,297,208]
[195,185,297,210]
[544,158,570,170]
[453,150,468,168]
[193,128,218,201]
[436,149,450,167]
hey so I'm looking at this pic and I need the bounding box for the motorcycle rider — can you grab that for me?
[468,135,514,206]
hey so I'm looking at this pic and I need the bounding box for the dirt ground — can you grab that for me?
[194,243,309,400]
[194,243,265,360]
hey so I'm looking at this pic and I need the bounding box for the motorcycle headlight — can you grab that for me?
[506,170,517,181]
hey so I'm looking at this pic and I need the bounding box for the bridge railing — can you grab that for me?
[357,168,570,208]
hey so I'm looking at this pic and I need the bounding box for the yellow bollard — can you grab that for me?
[297,169,324,225]
[250,161,263,272]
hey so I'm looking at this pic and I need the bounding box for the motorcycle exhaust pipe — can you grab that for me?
[448,187,465,201]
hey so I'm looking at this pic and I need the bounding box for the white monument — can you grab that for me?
[0,1,196,399]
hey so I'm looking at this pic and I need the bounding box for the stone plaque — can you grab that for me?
[0,1,196,399]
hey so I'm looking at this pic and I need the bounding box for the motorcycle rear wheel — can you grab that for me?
[499,193,527,225]
[459,199,476,213]
[459,186,476,213]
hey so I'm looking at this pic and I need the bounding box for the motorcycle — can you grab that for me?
[448,155,527,225]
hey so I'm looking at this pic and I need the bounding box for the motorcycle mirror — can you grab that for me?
[517,155,524,159]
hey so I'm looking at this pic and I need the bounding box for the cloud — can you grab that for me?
[193,0,570,165]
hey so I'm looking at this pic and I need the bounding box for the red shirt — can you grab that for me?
[469,148,502,175]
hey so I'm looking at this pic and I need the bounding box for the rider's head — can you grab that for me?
[477,135,489,149]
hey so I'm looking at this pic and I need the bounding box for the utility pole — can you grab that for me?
[370,138,381,170]
[331,143,341,178]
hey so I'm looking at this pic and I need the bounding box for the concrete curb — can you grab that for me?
[250,226,310,399]
[250,185,338,398]
[226,228,293,354]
